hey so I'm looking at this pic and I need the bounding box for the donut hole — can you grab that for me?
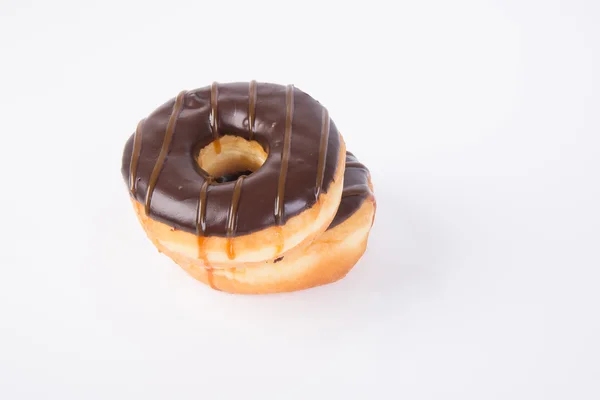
[197,135,267,183]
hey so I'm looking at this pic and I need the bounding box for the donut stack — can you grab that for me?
[121,82,376,294]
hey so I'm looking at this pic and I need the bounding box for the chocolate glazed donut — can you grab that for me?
[121,81,346,265]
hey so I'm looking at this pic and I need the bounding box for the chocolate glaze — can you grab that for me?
[121,82,341,237]
[327,152,373,230]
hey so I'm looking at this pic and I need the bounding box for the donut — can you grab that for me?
[121,81,346,269]
[160,152,376,294]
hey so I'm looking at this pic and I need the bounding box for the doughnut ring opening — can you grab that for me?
[196,135,267,182]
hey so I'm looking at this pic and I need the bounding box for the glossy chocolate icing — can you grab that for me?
[121,81,342,237]
[327,152,373,230]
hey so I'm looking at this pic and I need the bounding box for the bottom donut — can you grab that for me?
[139,152,375,294]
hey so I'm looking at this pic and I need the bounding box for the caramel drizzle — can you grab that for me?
[274,85,294,225]
[345,161,368,170]
[210,82,222,153]
[342,184,373,198]
[225,176,246,260]
[144,91,187,214]
[128,119,144,196]
[196,178,216,289]
[248,80,257,140]
[315,107,330,199]
[196,179,212,261]
[196,179,212,236]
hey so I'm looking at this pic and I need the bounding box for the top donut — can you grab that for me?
[121,81,342,237]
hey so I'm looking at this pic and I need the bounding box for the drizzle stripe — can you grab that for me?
[274,85,294,225]
[342,184,372,198]
[144,91,187,214]
[226,176,246,260]
[248,80,257,140]
[345,161,368,169]
[227,176,246,236]
[210,82,219,141]
[128,119,144,196]
[196,178,212,236]
[315,107,330,199]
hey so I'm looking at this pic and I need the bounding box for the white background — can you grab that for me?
[1,0,599,398]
